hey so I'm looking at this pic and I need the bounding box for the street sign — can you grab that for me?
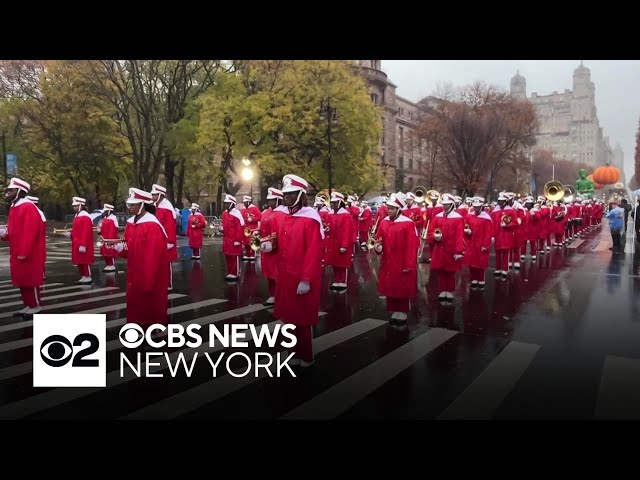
[6,153,17,176]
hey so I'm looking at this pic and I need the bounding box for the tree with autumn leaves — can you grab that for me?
[412,82,538,199]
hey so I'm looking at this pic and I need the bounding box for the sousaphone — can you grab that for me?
[543,180,565,202]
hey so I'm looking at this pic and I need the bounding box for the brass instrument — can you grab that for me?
[563,185,576,203]
[96,236,127,250]
[413,186,427,204]
[244,227,253,237]
[543,180,565,202]
[464,224,472,236]
[53,228,72,234]
[322,221,330,233]
[501,213,513,225]
[370,216,380,236]
[426,190,441,204]
[434,227,442,241]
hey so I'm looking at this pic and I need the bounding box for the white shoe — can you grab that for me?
[25,307,42,315]
[471,280,478,285]
[438,292,447,300]
[546,246,551,251]
[520,255,525,261]
[264,296,275,305]
[103,265,116,272]
[445,292,454,300]
[396,312,408,321]
[78,276,92,284]
[391,312,400,319]
[478,281,485,288]
[532,256,537,261]
[514,262,521,269]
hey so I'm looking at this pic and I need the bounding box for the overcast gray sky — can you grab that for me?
[382,60,640,181]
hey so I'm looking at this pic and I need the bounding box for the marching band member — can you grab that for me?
[524,197,540,260]
[186,203,206,259]
[357,200,373,248]
[98,203,119,272]
[454,196,468,218]
[314,196,330,264]
[551,199,568,247]
[374,197,388,226]
[507,193,526,269]
[403,192,423,233]
[114,188,169,326]
[428,193,465,303]
[241,195,262,261]
[463,197,492,289]
[537,196,551,254]
[70,196,95,284]
[259,188,285,305]
[326,192,354,292]
[374,192,418,322]
[346,195,360,254]
[423,191,443,263]
[151,184,177,290]
[1,178,45,315]
[273,174,324,368]
[220,194,245,282]
[491,192,516,279]
[26,196,47,278]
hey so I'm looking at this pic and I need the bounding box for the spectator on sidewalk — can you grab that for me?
[606,202,625,254]
[620,198,632,234]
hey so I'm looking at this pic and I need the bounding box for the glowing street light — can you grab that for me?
[241,167,254,182]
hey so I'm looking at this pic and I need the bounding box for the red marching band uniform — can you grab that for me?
[186,203,206,259]
[402,192,423,234]
[98,203,119,272]
[258,188,286,305]
[70,196,95,284]
[151,184,178,290]
[241,196,262,261]
[26,195,47,279]
[272,174,324,367]
[537,196,551,254]
[220,194,245,281]
[374,192,419,322]
[357,201,373,248]
[314,196,330,264]
[1,178,46,314]
[428,193,465,303]
[346,196,360,253]
[491,193,517,279]
[326,192,355,292]
[523,197,541,260]
[463,197,493,288]
[115,188,169,326]
[551,201,569,246]
[423,193,444,262]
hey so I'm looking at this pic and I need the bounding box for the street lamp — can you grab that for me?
[320,98,338,198]
[241,157,254,198]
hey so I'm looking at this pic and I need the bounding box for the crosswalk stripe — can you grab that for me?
[0,303,272,419]
[0,285,84,302]
[0,280,13,285]
[281,327,458,420]
[0,294,202,353]
[0,287,119,311]
[595,356,640,419]
[438,341,540,419]
[0,283,64,293]
[121,318,388,420]
[567,239,585,250]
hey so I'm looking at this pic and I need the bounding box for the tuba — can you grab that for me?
[563,185,576,203]
[426,190,441,204]
[544,180,565,202]
[501,213,513,225]
[413,186,427,204]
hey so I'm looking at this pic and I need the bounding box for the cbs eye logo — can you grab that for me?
[40,334,100,368]
[119,324,145,348]
[33,314,106,388]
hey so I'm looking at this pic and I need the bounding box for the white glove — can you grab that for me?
[261,241,273,253]
[79,246,86,253]
[339,247,347,253]
[0,226,7,237]
[64,232,72,238]
[167,243,174,249]
[374,243,383,253]
[453,254,463,261]
[233,241,240,246]
[114,242,124,253]
[296,281,310,295]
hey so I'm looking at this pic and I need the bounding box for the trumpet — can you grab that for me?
[322,221,330,233]
[434,228,442,242]
[464,224,472,236]
[53,228,72,234]
[244,227,254,237]
[96,236,128,250]
[250,233,277,252]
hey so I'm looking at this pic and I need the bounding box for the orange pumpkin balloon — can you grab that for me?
[592,164,620,185]
[587,174,603,189]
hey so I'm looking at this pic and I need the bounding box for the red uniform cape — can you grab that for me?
[374,204,388,227]
[375,214,418,299]
[402,205,423,229]
[71,210,95,265]
[259,207,286,281]
[186,212,206,248]
[513,204,527,247]
[358,207,373,233]
[463,211,493,269]
[491,206,516,250]
[99,214,120,258]
[222,208,244,256]
[538,205,551,239]
[326,208,355,268]
[455,207,469,219]
[428,211,465,272]
[156,198,178,262]
[273,206,324,326]
[34,203,47,265]
[526,207,541,241]
[551,204,568,234]
[1,198,45,286]
[242,204,262,231]
[118,212,169,326]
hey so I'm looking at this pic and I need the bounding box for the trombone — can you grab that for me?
[96,236,128,250]
[53,228,72,235]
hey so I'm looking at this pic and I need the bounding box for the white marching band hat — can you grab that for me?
[7,177,30,193]
[440,193,456,204]
[127,188,153,204]
[72,196,86,206]
[386,192,406,209]
[330,191,345,203]
[243,196,253,203]
[102,203,114,211]
[191,203,200,210]
[151,184,166,195]
[267,188,283,200]
[224,194,237,204]
[282,174,308,193]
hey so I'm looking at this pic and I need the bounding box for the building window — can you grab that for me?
[409,157,414,171]
[408,177,414,190]
[399,156,404,169]
[371,93,378,104]
[399,126,404,153]
[382,123,385,146]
